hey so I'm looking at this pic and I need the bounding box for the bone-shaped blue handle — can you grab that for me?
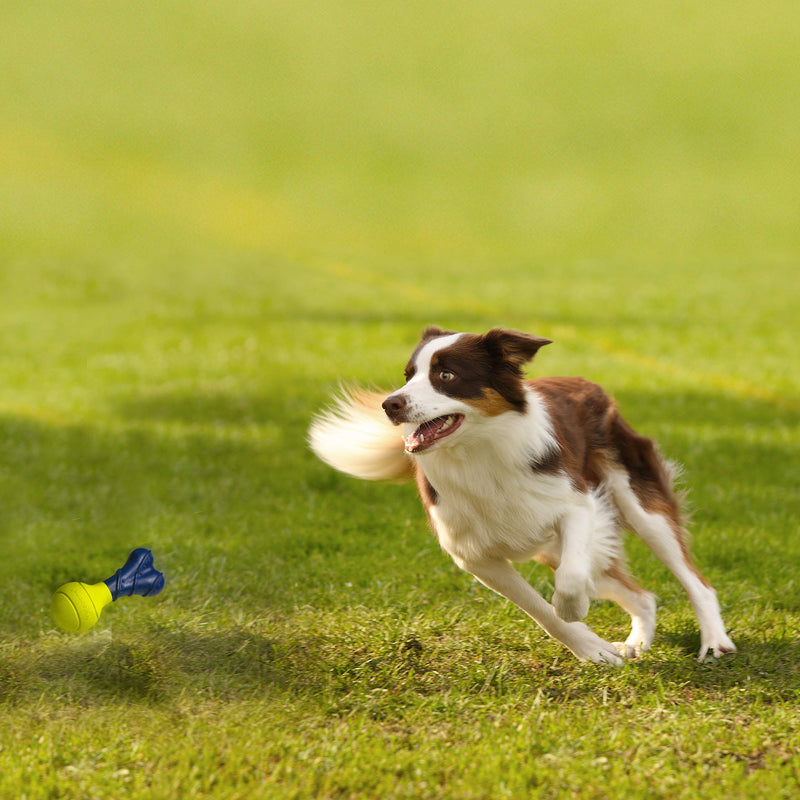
[103,548,165,601]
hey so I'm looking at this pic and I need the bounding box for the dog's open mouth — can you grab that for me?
[404,414,464,453]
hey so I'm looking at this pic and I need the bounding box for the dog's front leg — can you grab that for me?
[458,557,622,665]
[552,507,594,622]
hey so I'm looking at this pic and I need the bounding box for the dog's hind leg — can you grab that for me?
[456,556,624,665]
[608,471,736,660]
[595,564,657,659]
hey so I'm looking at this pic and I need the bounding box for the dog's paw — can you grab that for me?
[623,598,656,657]
[618,638,651,660]
[567,624,625,666]
[698,634,737,662]
[622,622,655,659]
[613,641,642,660]
[553,589,590,623]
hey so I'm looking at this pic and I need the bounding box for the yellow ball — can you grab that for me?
[51,581,113,633]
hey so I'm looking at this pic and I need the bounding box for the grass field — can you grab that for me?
[2,2,799,798]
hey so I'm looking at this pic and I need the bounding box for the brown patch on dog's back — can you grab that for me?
[531,377,684,508]
[529,377,616,491]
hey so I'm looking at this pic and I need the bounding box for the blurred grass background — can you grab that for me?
[3,1,799,266]
[1,2,799,798]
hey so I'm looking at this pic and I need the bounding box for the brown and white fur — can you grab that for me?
[309,326,736,665]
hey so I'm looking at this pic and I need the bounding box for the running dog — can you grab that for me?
[309,326,736,664]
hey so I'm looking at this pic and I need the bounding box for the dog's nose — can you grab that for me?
[382,393,407,421]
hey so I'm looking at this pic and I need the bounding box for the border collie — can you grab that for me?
[309,326,736,664]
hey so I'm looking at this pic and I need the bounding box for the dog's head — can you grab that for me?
[382,326,552,454]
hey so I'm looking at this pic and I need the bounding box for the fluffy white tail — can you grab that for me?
[308,388,413,481]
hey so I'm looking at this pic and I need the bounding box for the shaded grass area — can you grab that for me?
[2,611,799,799]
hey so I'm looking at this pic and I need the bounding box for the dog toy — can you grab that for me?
[51,548,165,633]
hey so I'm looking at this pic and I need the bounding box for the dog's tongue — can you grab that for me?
[405,417,449,453]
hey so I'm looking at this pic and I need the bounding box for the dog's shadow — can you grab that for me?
[614,630,800,703]
[4,622,797,711]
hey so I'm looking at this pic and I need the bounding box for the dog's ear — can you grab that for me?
[483,328,553,367]
[421,325,456,340]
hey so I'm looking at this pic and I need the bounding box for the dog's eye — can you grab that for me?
[439,370,456,382]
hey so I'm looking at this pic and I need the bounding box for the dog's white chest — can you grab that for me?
[423,457,569,565]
